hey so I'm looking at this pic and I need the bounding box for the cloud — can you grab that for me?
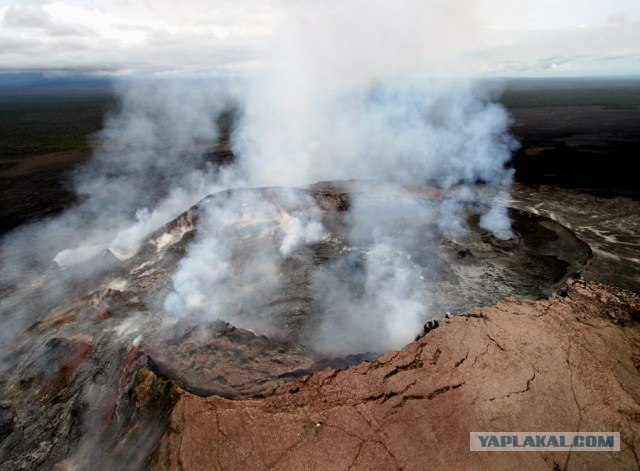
[2,4,94,36]
[0,0,269,75]
[0,0,639,78]
[476,17,640,76]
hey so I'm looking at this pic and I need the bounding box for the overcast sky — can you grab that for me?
[0,0,639,77]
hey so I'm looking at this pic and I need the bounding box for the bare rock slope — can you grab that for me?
[152,280,640,470]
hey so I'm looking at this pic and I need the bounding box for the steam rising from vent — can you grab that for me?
[1,1,517,359]
[0,80,238,353]
[0,4,601,469]
[163,1,517,352]
[234,0,515,189]
[164,190,326,335]
[237,80,515,191]
[308,190,438,354]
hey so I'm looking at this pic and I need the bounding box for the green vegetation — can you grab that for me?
[0,87,116,159]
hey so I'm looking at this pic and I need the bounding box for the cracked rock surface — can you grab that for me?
[152,280,640,471]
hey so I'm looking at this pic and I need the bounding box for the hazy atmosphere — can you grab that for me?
[1,0,639,77]
[1,1,639,470]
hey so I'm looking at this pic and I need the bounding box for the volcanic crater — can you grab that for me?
[0,179,604,469]
[7,183,591,391]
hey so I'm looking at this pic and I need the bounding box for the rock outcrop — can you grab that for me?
[153,280,640,470]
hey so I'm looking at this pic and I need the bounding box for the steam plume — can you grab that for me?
[165,0,516,352]
[0,2,519,464]
[1,0,517,372]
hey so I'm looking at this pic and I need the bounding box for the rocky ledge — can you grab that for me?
[151,279,640,470]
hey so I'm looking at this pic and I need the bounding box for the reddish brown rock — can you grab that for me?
[38,334,93,402]
[28,288,123,334]
[152,280,640,470]
[28,299,86,333]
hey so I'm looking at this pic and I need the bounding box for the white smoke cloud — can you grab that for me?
[1,1,516,359]
[55,78,243,266]
[0,77,238,354]
[0,2,595,467]
[163,189,325,336]
[278,211,325,257]
[227,1,514,352]
[310,241,428,355]
[307,189,436,354]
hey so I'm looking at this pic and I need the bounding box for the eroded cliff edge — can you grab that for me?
[151,280,640,470]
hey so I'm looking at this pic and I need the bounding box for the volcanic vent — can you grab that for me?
[37,180,589,398]
[0,180,594,469]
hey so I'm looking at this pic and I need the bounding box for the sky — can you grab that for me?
[0,0,639,78]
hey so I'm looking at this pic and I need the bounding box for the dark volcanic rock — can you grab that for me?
[511,183,640,293]
[0,339,177,470]
[145,321,318,398]
[510,105,640,199]
[0,404,14,443]
[0,169,78,235]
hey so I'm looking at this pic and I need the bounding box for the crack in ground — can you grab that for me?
[486,334,505,351]
[564,344,583,471]
[209,403,226,471]
[266,418,317,470]
[350,407,402,471]
[378,380,418,404]
[176,401,186,471]
[471,342,491,368]
[390,382,465,410]
[488,369,536,402]
[431,347,441,366]
[382,358,425,382]
[347,439,366,470]
[454,351,468,368]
